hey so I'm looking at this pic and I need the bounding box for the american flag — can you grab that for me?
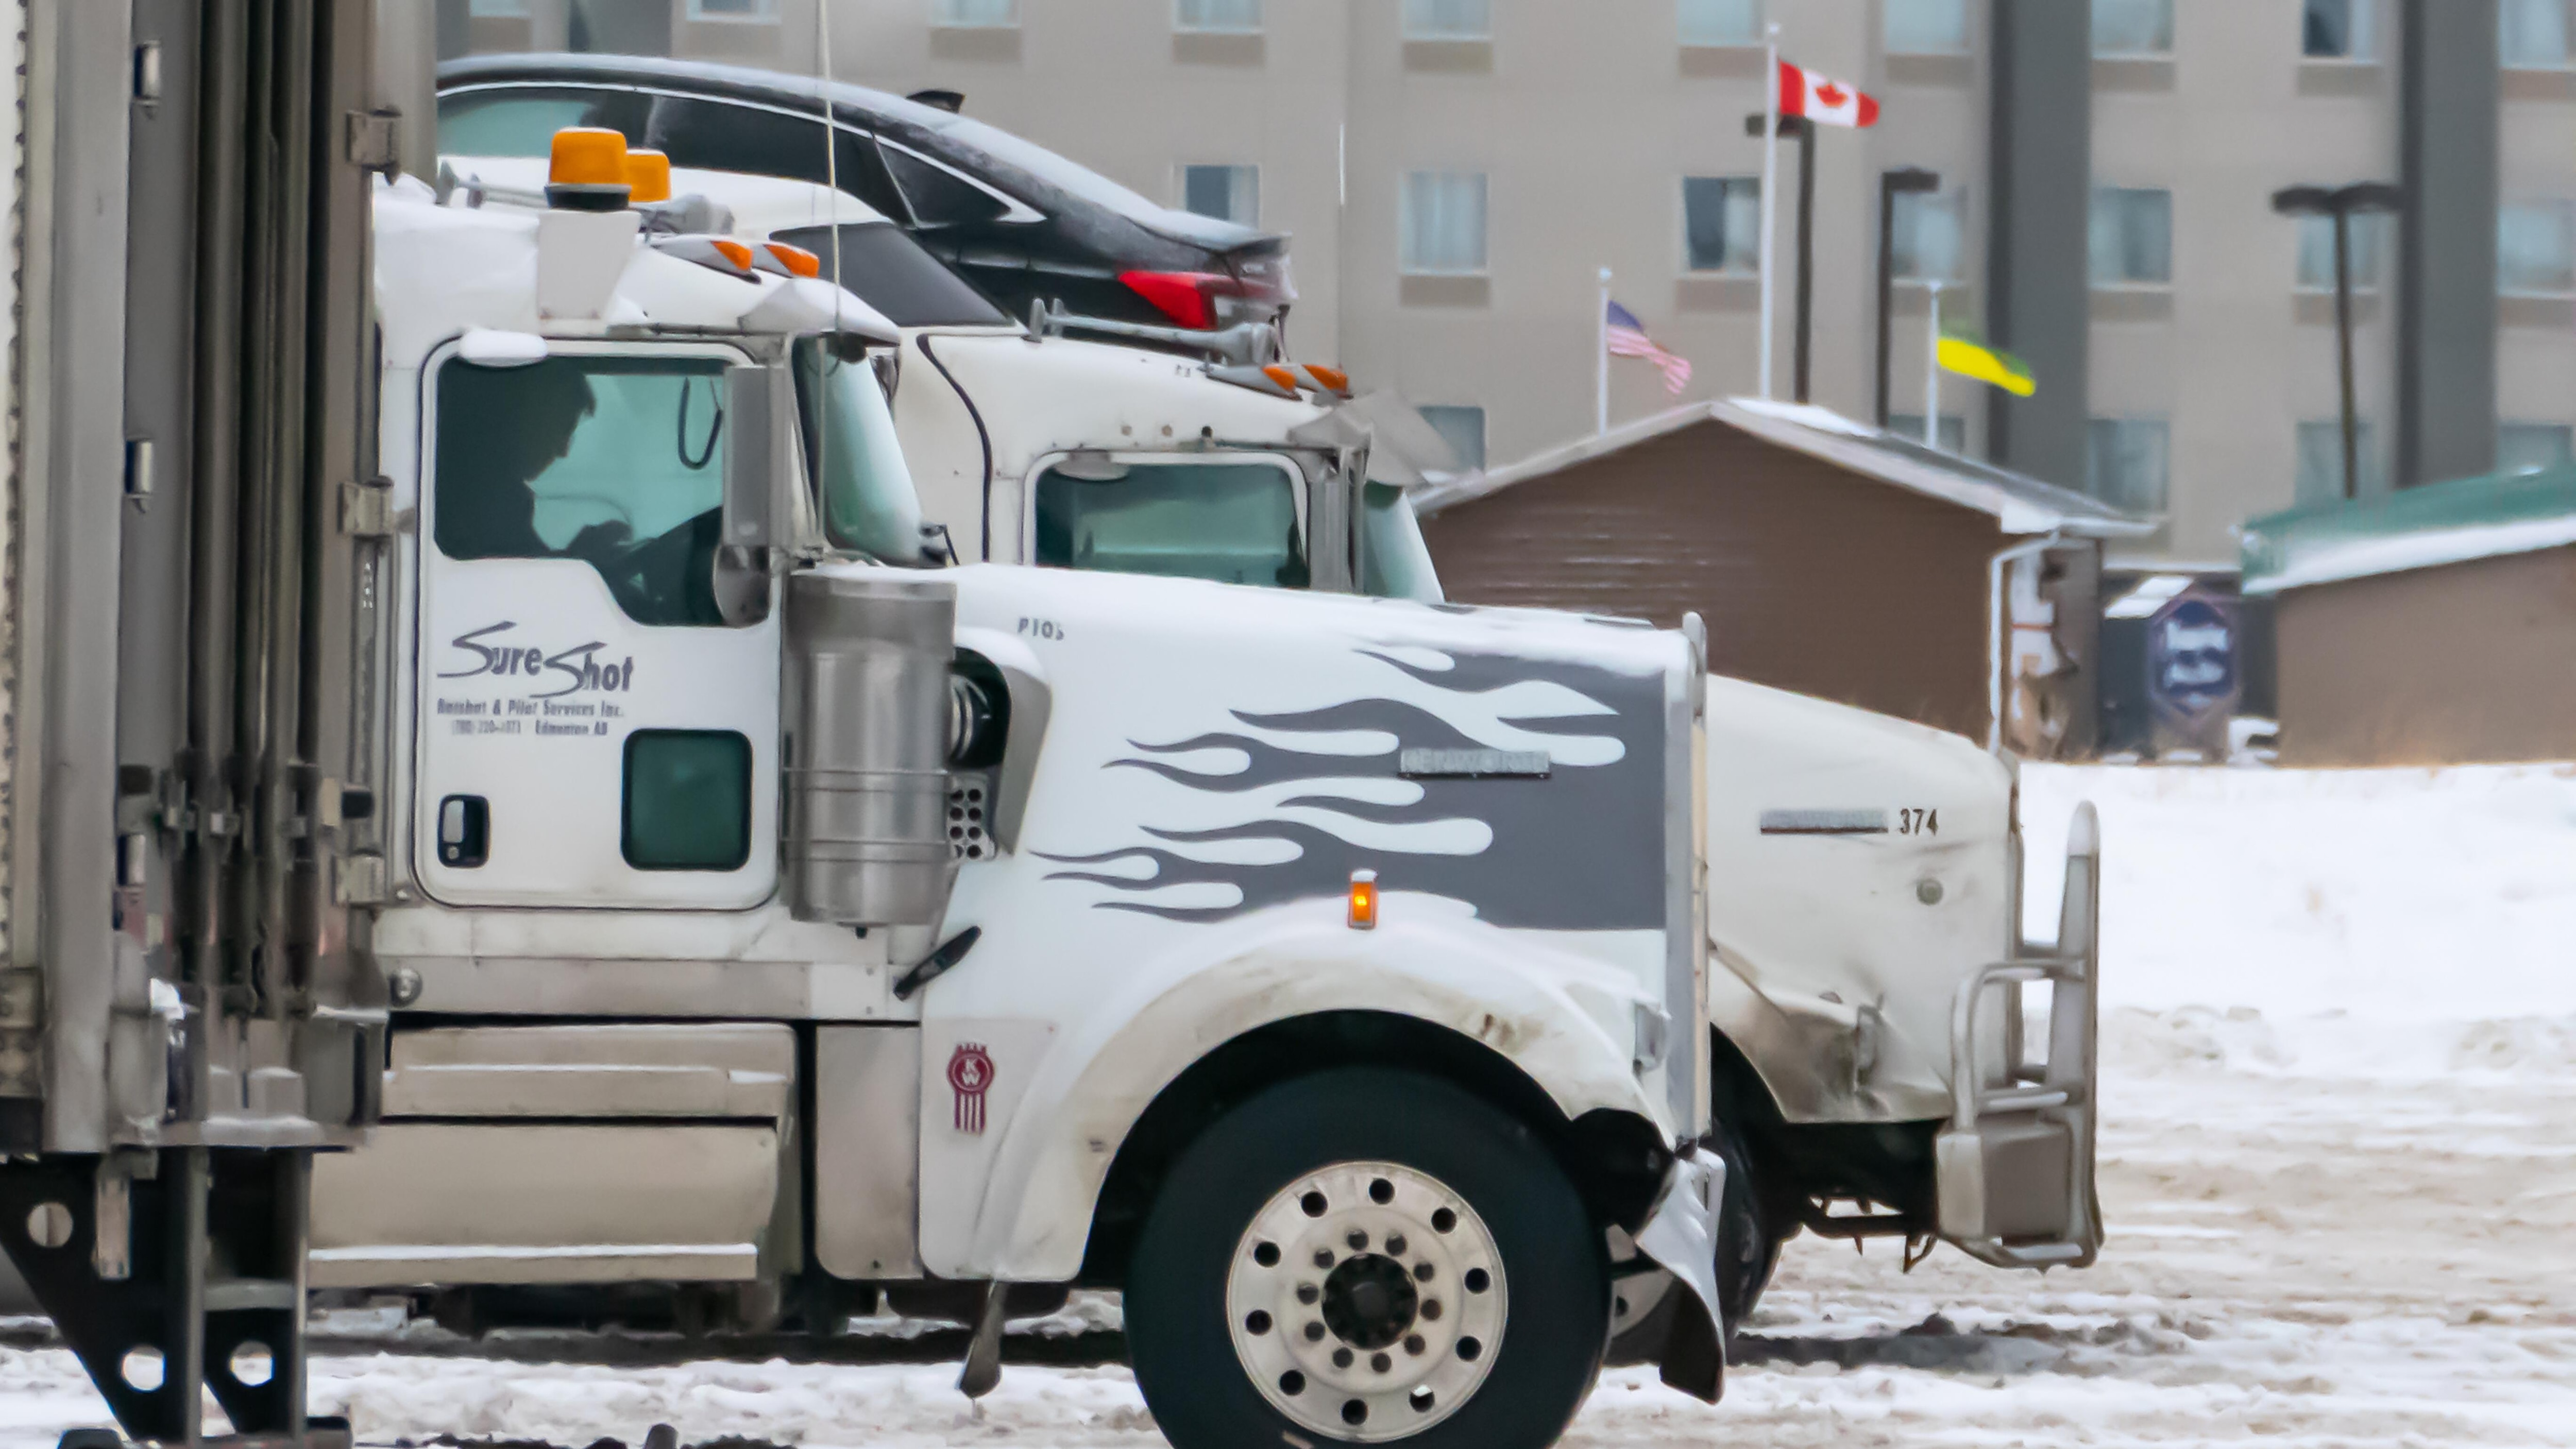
[1606,300,1693,396]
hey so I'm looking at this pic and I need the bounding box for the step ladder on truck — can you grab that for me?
[0,2,410,1447]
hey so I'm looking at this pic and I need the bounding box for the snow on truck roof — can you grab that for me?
[2240,459,2576,595]
[1410,396,2156,539]
[371,174,897,368]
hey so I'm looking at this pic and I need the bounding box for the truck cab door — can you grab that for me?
[413,343,779,910]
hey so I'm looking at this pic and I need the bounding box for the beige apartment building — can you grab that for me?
[446,0,2576,570]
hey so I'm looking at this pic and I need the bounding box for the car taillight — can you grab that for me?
[1120,270,1240,330]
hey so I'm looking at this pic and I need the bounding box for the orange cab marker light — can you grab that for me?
[710,238,756,271]
[623,148,673,204]
[1303,363,1350,393]
[765,242,823,278]
[1261,364,1302,391]
[1348,869,1378,930]
[548,127,629,187]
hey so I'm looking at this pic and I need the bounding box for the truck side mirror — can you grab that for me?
[715,362,799,626]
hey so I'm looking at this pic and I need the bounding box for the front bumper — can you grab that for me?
[1632,1144,1726,1402]
[1934,800,2105,1269]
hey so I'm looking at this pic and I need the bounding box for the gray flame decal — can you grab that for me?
[1036,648,1665,929]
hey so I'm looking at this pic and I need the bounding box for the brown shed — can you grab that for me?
[1413,400,2153,756]
[2241,462,2576,765]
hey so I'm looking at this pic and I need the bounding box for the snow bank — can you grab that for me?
[2021,762,2576,1076]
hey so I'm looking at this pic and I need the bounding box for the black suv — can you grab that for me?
[438,54,1293,332]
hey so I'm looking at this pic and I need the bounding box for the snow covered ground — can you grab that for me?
[4,763,2573,1448]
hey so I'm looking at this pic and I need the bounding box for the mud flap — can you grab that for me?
[1632,1145,1726,1402]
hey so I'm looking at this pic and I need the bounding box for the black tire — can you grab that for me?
[1604,1113,1780,1362]
[1125,1067,1607,1449]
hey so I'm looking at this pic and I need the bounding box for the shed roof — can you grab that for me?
[1411,397,2155,538]
[2240,462,2576,596]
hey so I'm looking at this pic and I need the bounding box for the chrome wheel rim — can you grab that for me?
[1226,1161,1505,1441]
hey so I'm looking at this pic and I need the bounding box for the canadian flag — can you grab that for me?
[1777,59,1880,128]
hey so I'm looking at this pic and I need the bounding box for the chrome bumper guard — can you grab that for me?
[1634,1145,1726,1402]
[1935,801,2104,1270]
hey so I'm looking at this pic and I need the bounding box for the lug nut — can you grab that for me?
[1346,1229,1369,1252]
[1370,1352,1392,1373]
[1297,1283,1320,1304]
[1332,1347,1353,1369]
[1304,1321,1327,1342]
[1404,1334,1426,1356]
[1385,1233,1408,1256]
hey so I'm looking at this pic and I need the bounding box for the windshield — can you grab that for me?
[793,340,928,562]
[1362,483,1445,602]
[1033,459,1308,587]
[435,353,731,626]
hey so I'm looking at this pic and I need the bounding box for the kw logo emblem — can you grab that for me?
[948,1043,995,1134]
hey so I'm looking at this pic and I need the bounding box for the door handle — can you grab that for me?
[437,794,489,868]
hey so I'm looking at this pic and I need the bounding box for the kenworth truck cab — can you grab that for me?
[313,139,1728,1448]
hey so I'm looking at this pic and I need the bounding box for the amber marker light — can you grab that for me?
[764,241,823,278]
[1348,868,1378,930]
[546,127,632,211]
[623,148,672,204]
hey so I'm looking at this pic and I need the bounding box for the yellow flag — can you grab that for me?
[1937,336,2036,397]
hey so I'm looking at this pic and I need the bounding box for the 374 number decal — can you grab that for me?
[1897,808,1939,836]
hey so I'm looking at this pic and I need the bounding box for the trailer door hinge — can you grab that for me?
[346,108,401,174]
[339,478,409,537]
[335,853,390,908]
[0,969,42,1031]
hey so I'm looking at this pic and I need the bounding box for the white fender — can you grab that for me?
[941,895,1672,1280]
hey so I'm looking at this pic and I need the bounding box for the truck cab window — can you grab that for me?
[435,354,731,626]
[1361,482,1445,601]
[794,338,929,561]
[1033,459,1308,587]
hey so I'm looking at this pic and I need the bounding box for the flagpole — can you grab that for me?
[1596,267,1612,435]
[1757,22,1780,400]
[1924,279,1942,448]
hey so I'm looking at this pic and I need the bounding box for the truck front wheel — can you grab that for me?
[1125,1067,1606,1449]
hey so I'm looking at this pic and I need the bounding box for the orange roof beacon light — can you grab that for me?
[1347,868,1378,931]
[622,148,673,204]
[546,127,632,212]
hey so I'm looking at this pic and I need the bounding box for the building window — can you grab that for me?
[2295,420,2382,503]
[1884,0,1969,55]
[2500,200,2576,295]
[934,0,1018,28]
[2093,0,2174,56]
[2502,0,2572,66]
[2089,187,2173,286]
[1890,414,1967,452]
[1401,172,1488,275]
[1177,0,1262,33]
[2295,212,2389,290]
[1180,164,1260,226]
[1677,0,1761,46]
[1891,187,1966,282]
[2087,417,2170,513]
[2500,421,2576,472]
[1403,0,1490,41]
[468,0,532,15]
[1418,405,1488,474]
[687,0,777,18]
[1682,176,1760,274]
[2302,0,2376,58]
